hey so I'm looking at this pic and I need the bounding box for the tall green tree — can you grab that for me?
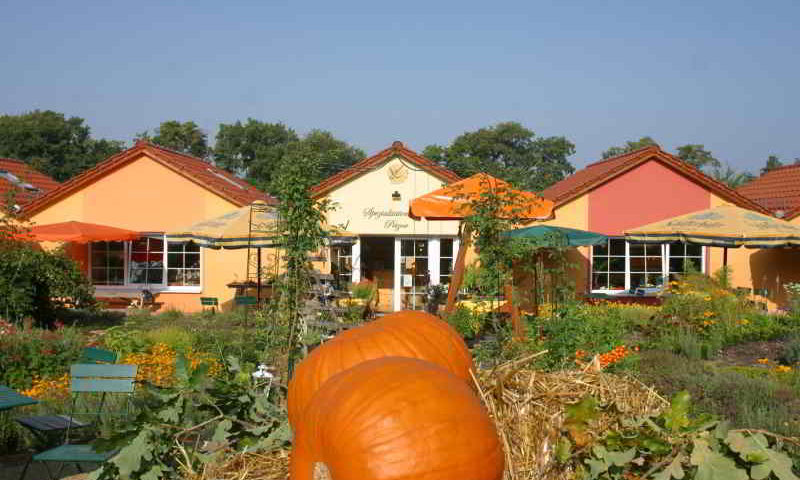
[760,155,783,175]
[601,136,659,159]
[297,129,365,182]
[709,163,755,188]
[676,144,721,170]
[137,120,210,159]
[424,122,575,191]
[0,110,124,181]
[214,119,298,191]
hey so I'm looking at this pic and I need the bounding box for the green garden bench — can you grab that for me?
[234,296,258,306]
[18,363,138,480]
[201,296,219,313]
[79,347,117,364]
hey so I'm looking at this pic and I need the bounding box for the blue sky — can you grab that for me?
[1,0,797,171]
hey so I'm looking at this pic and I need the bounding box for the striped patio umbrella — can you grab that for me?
[166,200,278,249]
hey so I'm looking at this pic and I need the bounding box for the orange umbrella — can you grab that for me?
[409,173,554,221]
[20,221,140,243]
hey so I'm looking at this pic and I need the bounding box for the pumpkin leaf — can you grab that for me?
[652,454,685,480]
[555,437,572,463]
[663,391,691,432]
[565,395,598,447]
[140,464,164,480]
[211,419,232,444]
[726,431,770,463]
[750,448,799,480]
[690,438,748,480]
[713,420,731,440]
[605,448,636,467]
[585,457,609,479]
[112,429,153,479]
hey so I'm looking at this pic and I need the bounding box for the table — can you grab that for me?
[0,385,37,411]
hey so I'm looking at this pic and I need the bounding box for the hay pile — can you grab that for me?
[200,352,666,480]
[475,351,667,480]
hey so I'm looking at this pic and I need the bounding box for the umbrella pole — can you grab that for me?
[445,223,472,315]
[723,247,728,268]
[257,247,262,303]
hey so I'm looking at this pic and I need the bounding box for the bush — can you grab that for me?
[445,305,487,339]
[0,321,85,389]
[779,334,800,366]
[0,243,95,327]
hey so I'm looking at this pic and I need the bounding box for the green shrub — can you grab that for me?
[0,322,85,389]
[0,243,95,327]
[445,306,487,339]
[779,334,800,366]
[144,326,195,352]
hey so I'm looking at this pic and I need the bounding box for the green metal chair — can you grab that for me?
[16,348,118,439]
[79,347,118,364]
[234,296,258,307]
[200,296,219,313]
[19,363,138,480]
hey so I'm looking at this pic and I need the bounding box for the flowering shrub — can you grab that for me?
[0,324,84,389]
[122,343,223,387]
[21,373,70,400]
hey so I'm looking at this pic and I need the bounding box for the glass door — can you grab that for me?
[399,238,429,310]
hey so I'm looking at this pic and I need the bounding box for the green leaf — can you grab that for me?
[750,448,799,480]
[604,448,636,467]
[156,406,180,423]
[555,437,572,463]
[212,419,232,444]
[714,420,731,440]
[226,356,241,373]
[653,454,685,480]
[663,391,691,432]
[690,438,748,480]
[140,465,164,480]
[726,431,770,463]
[253,421,292,451]
[111,429,153,479]
[566,395,599,425]
[585,457,609,479]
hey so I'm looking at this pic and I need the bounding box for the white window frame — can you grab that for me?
[590,238,705,294]
[88,233,203,294]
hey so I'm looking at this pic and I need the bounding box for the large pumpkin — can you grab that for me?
[287,310,473,427]
[290,357,504,480]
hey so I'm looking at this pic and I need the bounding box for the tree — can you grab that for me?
[214,119,298,191]
[601,136,659,159]
[0,110,124,181]
[676,144,721,170]
[137,120,210,159]
[424,122,575,191]
[296,130,365,183]
[760,155,783,175]
[709,163,755,188]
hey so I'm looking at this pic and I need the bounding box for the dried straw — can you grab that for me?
[197,352,665,480]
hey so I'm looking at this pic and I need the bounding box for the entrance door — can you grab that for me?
[360,236,395,312]
[398,238,430,310]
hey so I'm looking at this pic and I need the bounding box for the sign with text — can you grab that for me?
[362,207,410,231]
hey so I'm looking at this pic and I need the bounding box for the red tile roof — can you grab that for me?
[737,164,800,220]
[312,141,461,197]
[541,145,769,214]
[0,159,60,207]
[23,140,275,216]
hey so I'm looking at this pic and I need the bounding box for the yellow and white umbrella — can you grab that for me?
[166,200,278,249]
[625,205,800,249]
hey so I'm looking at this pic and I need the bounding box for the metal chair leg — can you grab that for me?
[17,458,32,480]
[43,462,56,480]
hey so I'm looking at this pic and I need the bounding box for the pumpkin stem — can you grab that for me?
[313,462,332,480]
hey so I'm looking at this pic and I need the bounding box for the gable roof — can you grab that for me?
[541,145,769,213]
[737,163,800,220]
[0,158,60,207]
[24,140,275,216]
[311,141,461,197]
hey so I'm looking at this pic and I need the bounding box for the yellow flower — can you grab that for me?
[704,296,712,302]
[757,358,770,364]
[703,311,715,318]
[775,365,792,373]
[739,319,750,325]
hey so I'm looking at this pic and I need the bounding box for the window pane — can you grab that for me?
[687,257,701,271]
[109,241,124,252]
[92,268,107,284]
[440,239,453,257]
[167,269,183,285]
[592,272,608,290]
[186,242,200,253]
[149,237,164,251]
[131,238,148,251]
[669,258,684,273]
[401,240,413,256]
[147,252,164,266]
[593,242,608,256]
[609,273,626,289]
[148,269,163,284]
[629,243,645,256]
[129,268,146,284]
[415,240,428,256]
[630,273,644,289]
[108,252,124,268]
[168,253,183,268]
[109,269,125,285]
[609,239,626,256]
[669,242,685,256]
[592,257,609,272]
[440,258,452,275]
[416,258,428,273]
[168,242,183,252]
[645,244,661,256]
[609,257,625,271]
[630,257,646,271]
[686,244,702,256]
[185,253,200,269]
[646,256,662,271]
[184,270,200,286]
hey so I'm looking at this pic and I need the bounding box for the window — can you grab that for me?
[89,235,201,290]
[330,245,352,289]
[400,239,429,310]
[439,238,455,285]
[591,239,704,292]
[167,241,201,286]
[591,239,626,290]
[129,237,164,285]
[91,241,125,285]
[668,242,703,280]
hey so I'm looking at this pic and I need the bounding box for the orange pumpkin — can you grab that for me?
[288,310,473,427]
[290,357,504,480]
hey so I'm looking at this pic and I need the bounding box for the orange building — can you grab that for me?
[22,141,275,312]
[0,158,60,212]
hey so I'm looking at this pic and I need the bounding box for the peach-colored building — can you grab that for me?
[22,141,275,312]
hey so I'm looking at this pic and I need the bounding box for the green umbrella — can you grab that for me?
[503,225,608,247]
